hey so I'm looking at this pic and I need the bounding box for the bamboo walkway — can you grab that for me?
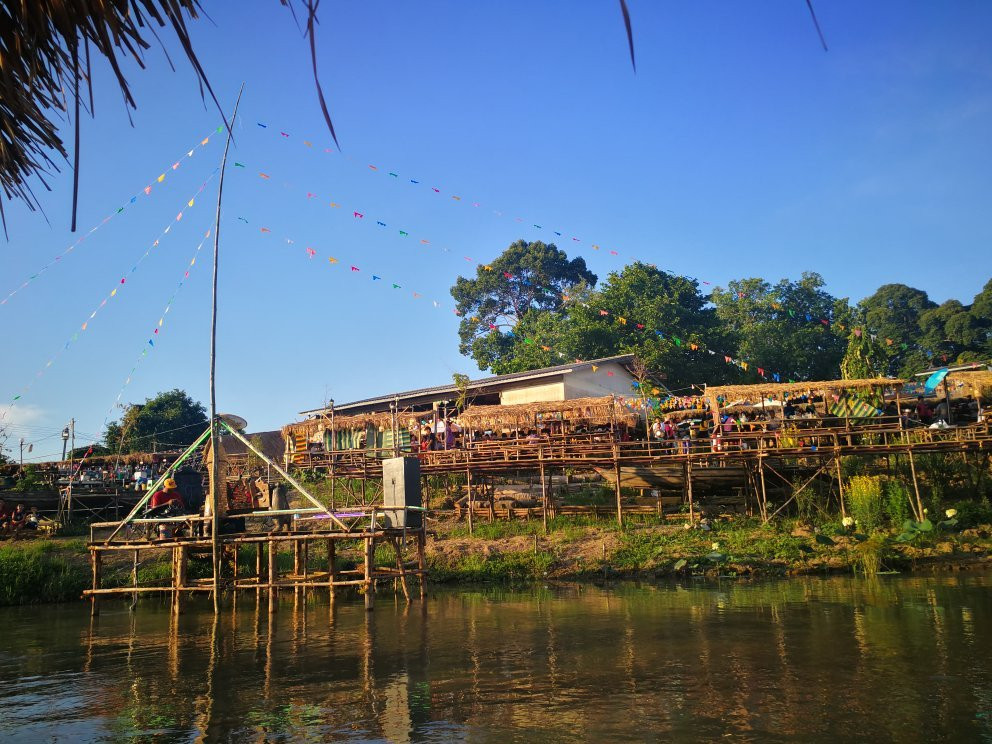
[84,508,427,615]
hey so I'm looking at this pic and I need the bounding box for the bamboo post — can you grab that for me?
[268,538,278,614]
[209,84,245,614]
[130,549,139,611]
[613,445,623,527]
[293,541,303,598]
[90,551,101,617]
[686,456,695,523]
[417,532,427,600]
[391,538,411,602]
[907,449,925,521]
[488,477,496,523]
[466,465,474,535]
[758,457,769,523]
[174,545,187,615]
[364,536,375,612]
[835,455,846,518]
[255,542,264,595]
[326,538,336,602]
[539,458,548,534]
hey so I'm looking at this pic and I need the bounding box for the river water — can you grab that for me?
[1,574,990,742]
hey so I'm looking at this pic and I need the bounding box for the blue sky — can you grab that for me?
[2,1,991,459]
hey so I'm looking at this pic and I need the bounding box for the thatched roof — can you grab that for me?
[458,396,638,429]
[946,370,992,398]
[283,410,425,439]
[705,378,903,408]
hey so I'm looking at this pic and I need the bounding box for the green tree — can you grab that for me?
[104,389,208,454]
[840,329,887,380]
[451,240,596,373]
[857,283,936,376]
[712,272,848,381]
[500,263,732,388]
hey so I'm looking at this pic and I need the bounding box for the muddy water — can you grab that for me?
[1,574,990,742]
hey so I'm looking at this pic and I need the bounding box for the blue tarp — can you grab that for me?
[923,368,950,394]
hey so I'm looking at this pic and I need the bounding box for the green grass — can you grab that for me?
[429,550,556,583]
[0,541,90,605]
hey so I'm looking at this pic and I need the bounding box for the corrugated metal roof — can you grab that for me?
[299,354,636,415]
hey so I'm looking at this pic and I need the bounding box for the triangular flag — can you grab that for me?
[328,257,338,264]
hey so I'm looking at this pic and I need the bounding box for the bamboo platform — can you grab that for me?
[278,419,991,529]
[84,509,427,615]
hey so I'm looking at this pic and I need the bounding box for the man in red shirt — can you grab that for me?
[149,478,185,511]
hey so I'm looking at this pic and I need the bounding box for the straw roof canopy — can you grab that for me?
[705,378,903,407]
[283,410,425,439]
[946,370,992,398]
[458,396,638,430]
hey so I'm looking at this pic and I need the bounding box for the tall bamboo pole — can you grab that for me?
[210,84,245,613]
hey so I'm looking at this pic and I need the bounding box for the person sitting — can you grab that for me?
[145,478,186,539]
[149,478,185,512]
[8,504,28,539]
[916,396,933,425]
[0,498,11,537]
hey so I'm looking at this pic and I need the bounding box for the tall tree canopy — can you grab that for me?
[711,272,849,381]
[451,243,991,385]
[104,389,207,455]
[451,240,596,373]
[857,283,937,376]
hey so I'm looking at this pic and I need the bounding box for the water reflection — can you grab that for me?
[0,575,991,742]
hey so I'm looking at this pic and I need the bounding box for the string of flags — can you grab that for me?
[249,119,895,340]
[1,125,224,309]
[239,152,870,342]
[65,228,212,480]
[4,171,218,414]
[234,213,799,385]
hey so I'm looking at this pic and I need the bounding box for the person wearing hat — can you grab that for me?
[149,478,185,512]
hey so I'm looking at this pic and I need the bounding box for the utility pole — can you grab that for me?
[19,438,24,470]
[67,418,75,522]
[62,425,70,461]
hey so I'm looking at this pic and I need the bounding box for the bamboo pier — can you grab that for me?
[84,508,427,615]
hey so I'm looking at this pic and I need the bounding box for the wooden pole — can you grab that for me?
[268,538,278,614]
[364,536,375,611]
[907,449,924,522]
[686,456,695,523]
[613,445,623,527]
[391,538,411,602]
[327,538,336,603]
[209,83,245,613]
[835,455,846,518]
[417,532,426,600]
[255,542,264,595]
[329,400,336,510]
[466,465,473,535]
[540,459,548,533]
[758,457,769,523]
[90,550,101,617]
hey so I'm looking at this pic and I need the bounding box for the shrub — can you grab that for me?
[883,479,911,528]
[847,476,885,533]
[948,498,992,529]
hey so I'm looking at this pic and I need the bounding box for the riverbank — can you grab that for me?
[428,514,992,582]
[3,510,992,606]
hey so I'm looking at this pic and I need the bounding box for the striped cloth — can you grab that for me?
[829,395,881,419]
